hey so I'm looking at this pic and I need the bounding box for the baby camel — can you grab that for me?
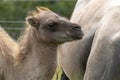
[0,7,83,80]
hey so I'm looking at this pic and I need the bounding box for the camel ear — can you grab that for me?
[26,16,39,28]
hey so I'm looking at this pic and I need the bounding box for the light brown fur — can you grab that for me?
[0,7,83,80]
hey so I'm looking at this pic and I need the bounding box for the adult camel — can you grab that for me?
[59,0,120,80]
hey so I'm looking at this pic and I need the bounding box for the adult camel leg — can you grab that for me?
[84,7,120,80]
[59,26,96,80]
[61,0,91,80]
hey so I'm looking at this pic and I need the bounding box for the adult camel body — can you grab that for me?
[0,7,83,80]
[84,6,120,80]
[59,0,120,80]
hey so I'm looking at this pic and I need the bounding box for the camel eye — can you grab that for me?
[47,22,58,32]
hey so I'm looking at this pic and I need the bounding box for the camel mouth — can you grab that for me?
[66,31,84,40]
[55,35,83,44]
[71,35,83,40]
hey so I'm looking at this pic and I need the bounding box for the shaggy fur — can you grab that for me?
[0,7,83,80]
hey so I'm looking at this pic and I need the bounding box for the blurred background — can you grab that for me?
[0,0,76,39]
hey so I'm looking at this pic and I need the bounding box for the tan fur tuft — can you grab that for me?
[28,6,51,16]
[36,6,51,11]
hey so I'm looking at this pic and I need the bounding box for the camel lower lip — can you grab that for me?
[72,36,83,40]
[66,33,83,40]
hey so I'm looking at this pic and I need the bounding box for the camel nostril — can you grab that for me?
[73,26,81,31]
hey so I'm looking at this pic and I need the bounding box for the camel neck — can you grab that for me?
[15,43,57,80]
[71,0,107,35]
[14,27,58,80]
[18,27,57,64]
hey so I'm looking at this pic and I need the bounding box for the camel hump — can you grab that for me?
[0,26,19,62]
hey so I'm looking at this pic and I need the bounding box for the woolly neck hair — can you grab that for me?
[17,25,38,62]
[17,24,57,63]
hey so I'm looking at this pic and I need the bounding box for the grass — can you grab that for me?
[52,66,63,80]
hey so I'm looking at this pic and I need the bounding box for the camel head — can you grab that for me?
[26,7,83,44]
